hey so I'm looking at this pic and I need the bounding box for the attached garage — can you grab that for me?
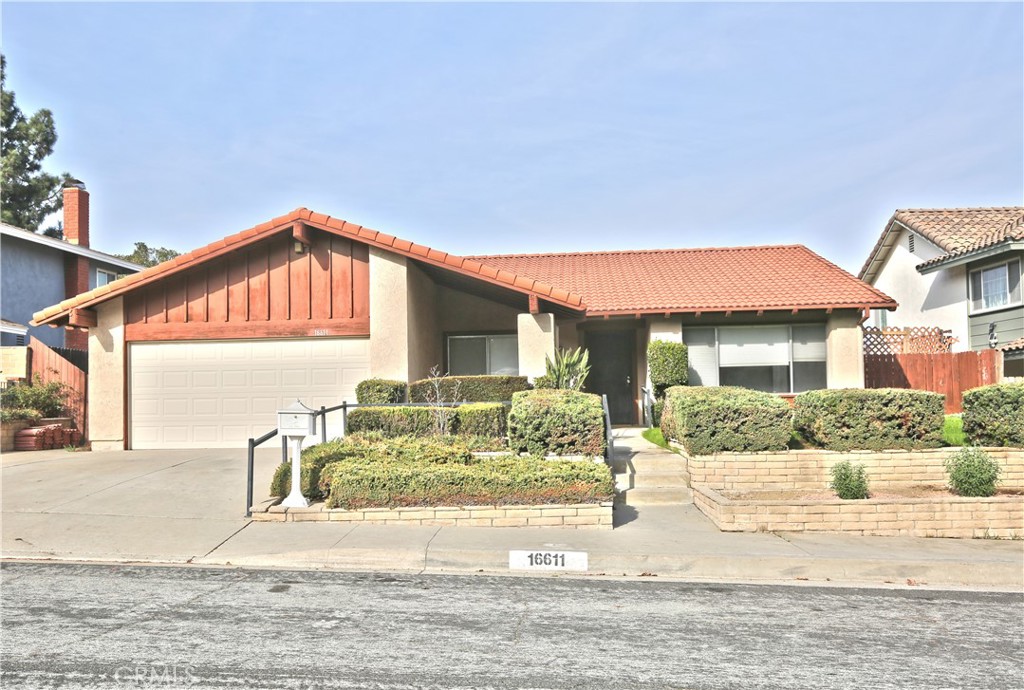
[129,338,369,449]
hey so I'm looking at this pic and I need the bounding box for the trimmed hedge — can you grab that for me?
[962,383,1024,447]
[661,386,791,455]
[320,453,614,509]
[507,389,605,457]
[347,406,434,437]
[647,340,688,398]
[793,388,944,451]
[271,438,371,500]
[355,378,407,404]
[409,375,530,403]
[456,402,508,438]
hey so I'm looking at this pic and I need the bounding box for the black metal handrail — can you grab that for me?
[245,428,286,518]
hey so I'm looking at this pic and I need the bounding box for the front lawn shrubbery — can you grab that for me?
[355,378,407,404]
[0,376,68,418]
[408,375,530,403]
[660,386,791,454]
[793,388,944,451]
[647,340,688,398]
[347,406,434,437]
[507,389,606,457]
[455,402,508,438]
[945,447,1002,497]
[962,383,1024,447]
[0,408,43,424]
[830,461,869,500]
[271,434,614,509]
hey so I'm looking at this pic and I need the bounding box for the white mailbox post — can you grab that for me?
[278,400,317,508]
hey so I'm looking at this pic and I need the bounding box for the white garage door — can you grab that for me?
[129,338,370,449]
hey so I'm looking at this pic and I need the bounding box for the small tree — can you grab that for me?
[647,340,688,398]
[542,347,591,391]
[422,365,461,436]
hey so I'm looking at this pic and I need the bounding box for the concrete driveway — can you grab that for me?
[2,446,281,563]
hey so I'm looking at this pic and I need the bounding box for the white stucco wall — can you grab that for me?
[368,247,410,381]
[517,313,556,381]
[88,297,125,451]
[826,311,865,388]
[871,226,969,351]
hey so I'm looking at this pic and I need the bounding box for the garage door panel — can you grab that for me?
[130,338,370,449]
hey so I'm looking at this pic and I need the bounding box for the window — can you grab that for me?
[447,335,518,375]
[97,269,118,287]
[969,260,1021,313]
[682,324,827,394]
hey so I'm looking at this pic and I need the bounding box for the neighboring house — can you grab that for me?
[859,207,1024,376]
[1,184,143,351]
[33,208,895,450]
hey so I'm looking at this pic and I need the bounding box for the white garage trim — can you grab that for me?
[129,338,370,449]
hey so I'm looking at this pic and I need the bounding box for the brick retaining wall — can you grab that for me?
[672,444,1024,492]
[0,420,31,452]
[693,486,1023,539]
[252,502,614,529]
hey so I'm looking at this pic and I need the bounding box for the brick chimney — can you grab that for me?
[63,181,89,247]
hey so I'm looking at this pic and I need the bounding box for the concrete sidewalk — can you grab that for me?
[2,432,1022,591]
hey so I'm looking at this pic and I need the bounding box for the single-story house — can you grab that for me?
[859,207,1023,375]
[33,208,896,450]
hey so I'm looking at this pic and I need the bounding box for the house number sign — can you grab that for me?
[508,550,588,572]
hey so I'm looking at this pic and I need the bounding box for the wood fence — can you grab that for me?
[864,349,1002,413]
[27,337,88,436]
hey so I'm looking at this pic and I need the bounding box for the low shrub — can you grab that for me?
[962,383,1024,447]
[270,439,372,500]
[347,406,434,437]
[355,378,407,404]
[647,340,688,398]
[507,389,606,457]
[0,376,68,418]
[652,400,664,427]
[793,388,944,451]
[943,415,966,447]
[455,403,508,438]
[0,408,43,424]
[660,386,791,454]
[320,454,614,509]
[541,347,591,391]
[409,375,530,403]
[945,447,1002,497]
[532,374,556,389]
[830,461,869,500]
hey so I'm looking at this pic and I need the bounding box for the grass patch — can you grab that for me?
[642,427,670,449]
[943,415,966,447]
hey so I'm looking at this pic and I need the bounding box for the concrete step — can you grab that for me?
[617,486,693,505]
[614,471,689,492]
[609,457,689,474]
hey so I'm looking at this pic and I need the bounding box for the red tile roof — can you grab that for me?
[471,245,896,315]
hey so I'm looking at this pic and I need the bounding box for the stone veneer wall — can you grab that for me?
[0,420,32,452]
[693,485,1023,539]
[252,502,613,529]
[674,444,1024,492]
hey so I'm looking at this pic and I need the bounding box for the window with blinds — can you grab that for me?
[969,260,1021,313]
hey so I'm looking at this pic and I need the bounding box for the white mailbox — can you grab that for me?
[278,400,316,438]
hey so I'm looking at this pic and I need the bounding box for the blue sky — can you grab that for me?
[4,2,1022,273]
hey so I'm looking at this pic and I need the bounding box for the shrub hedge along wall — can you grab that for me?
[647,340,688,398]
[962,383,1024,447]
[793,388,944,451]
[661,386,791,454]
[355,379,407,404]
[345,404,508,438]
[455,403,508,438]
[272,435,614,508]
[507,389,606,457]
[408,375,531,403]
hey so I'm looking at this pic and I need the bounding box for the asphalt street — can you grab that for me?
[3,562,1022,689]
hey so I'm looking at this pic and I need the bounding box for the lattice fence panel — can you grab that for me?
[862,326,957,355]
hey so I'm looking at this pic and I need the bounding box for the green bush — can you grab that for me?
[0,408,43,424]
[0,376,68,417]
[355,378,407,404]
[945,447,1002,497]
[830,461,869,500]
[647,340,688,398]
[507,389,606,457]
[347,406,435,437]
[652,400,664,427]
[271,439,374,500]
[542,347,591,390]
[455,403,508,438]
[320,454,614,509]
[793,388,944,451]
[409,375,530,403]
[962,383,1024,447]
[532,374,556,389]
[660,386,791,455]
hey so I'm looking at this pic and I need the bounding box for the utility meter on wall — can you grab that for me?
[278,400,316,437]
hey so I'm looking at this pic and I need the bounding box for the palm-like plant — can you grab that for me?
[543,347,591,391]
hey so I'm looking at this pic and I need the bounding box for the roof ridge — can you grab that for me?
[896,206,1024,213]
[470,244,807,260]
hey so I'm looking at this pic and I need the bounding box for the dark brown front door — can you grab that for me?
[585,330,636,425]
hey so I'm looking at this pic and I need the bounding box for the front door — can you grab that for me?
[584,330,636,425]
